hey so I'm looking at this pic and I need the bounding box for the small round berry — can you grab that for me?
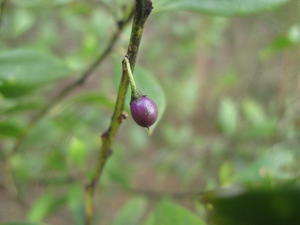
[130,96,158,128]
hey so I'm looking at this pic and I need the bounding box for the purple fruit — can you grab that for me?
[130,96,158,128]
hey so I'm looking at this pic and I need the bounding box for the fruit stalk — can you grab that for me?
[123,56,140,99]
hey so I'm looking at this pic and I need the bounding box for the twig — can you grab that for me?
[84,1,153,224]
[9,8,134,156]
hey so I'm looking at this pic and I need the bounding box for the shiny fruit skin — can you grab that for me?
[130,96,158,128]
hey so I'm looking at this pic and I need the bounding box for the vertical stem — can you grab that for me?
[84,1,153,225]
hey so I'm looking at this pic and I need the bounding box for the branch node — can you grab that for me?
[101,131,109,139]
[120,112,129,122]
[136,0,153,24]
[144,0,153,16]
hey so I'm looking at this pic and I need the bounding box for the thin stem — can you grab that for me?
[84,1,153,225]
[123,56,139,99]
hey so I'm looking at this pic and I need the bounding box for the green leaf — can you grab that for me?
[143,215,154,225]
[1,101,42,115]
[242,99,266,126]
[112,197,147,225]
[102,148,131,187]
[218,98,238,135]
[13,9,35,36]
[242,99,277,137]
[68,184,85,225]
[67,137,87,168]
[0,121,24,138]
[0,49,71,98]
[155,0,290,16]
[27,193,66,222]
[9,153,31,182]
[219,162,234,186]
[72,91,114,108]
[260,25,300,60]
[206,184,300,225]
[148,201,206,225]
[237,149,295,182]
[0,81,34,98]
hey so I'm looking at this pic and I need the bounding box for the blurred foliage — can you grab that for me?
[206,184,300,225]
[155,0,290,16]
[145,200,206,225]
[0,49,71,98]
[1,0,300,225]
[111,197,147,225]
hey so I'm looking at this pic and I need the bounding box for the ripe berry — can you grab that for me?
[130,96,158,128]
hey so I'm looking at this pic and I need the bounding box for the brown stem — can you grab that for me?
[84,1,153,225]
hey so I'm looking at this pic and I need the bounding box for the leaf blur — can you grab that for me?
[0,0,300,224]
